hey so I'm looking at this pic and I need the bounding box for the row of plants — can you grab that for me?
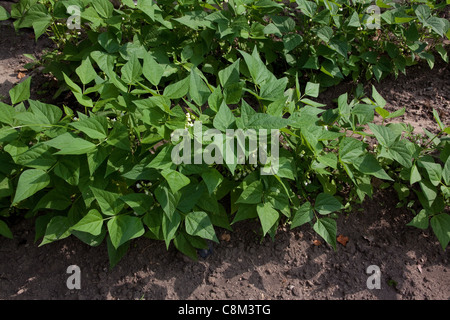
[0,0,449,267]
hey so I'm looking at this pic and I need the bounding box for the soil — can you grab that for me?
[0,19,449,301]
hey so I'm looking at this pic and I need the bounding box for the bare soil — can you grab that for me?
[0,20,449,301]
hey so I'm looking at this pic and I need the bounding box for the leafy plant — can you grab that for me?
[0,0,449,266]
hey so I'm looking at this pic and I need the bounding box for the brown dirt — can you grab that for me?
[0,19,449,301]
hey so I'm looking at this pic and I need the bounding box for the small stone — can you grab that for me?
[292,286,302,297]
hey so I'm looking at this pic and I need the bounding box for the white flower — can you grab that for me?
[339,7,343,11]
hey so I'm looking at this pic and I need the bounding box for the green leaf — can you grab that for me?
[256,202,280,236]
[430,214,450,250]
[0,220,13,239]
[185,211,219,243]
[163,76,190,99]
[443,156,450,186]
[90,186,125,216]
[353,153,393,181]
[92,0,114,18]
[76,57,97,85]
[407,209,429,230]
[418,158,442,186]
[71,209,104,236]
[296,0,317,18]
[411,164,422,185]
[12,169,50,205]
[40,216,71,246]
[314,193,342,215]
[70,116,107,140]
[347,11,361,28]
[0,6,11,21]
[162,210,181,248]
[372,86,386,107]
[106,121,130,151]
[9,76,31,105]
[432,109,445,131]
[339,137,365,163]
[155,183,180,221]
[388,140,413,168]
[121,54,143,85]
[0,102,15,125]
[45,132,97,155]
[173,232,198,261]
[313,218,337,250]
[161,169,190,194]
[107,236,130,268]
[236,181,263,204]
[54,156,80,186]
[107,215,145,249]
[304,82,320,98]
[189,68,210,106]
[368,123,397,147]
[291,202,313,229]
[201,169,224,195]
[213,102,235,132]
[120,193,154,216]
[143,53,164,86]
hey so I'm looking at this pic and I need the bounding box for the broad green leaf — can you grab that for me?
[291,202,313,229]
[0,6,10,21]
[107,236,130,268]
[430,214,450,250]
[173,232,198,261]
[54,156,80,186]
[143,53,164,86]
[388,140,413,168]
[256,202,280,236]
[90,186,124,216]
[283,33,303,52]
[163,76,190,99]
[16,143,56,170]
[213,102,235,132]
[0,220,13,239]
[247,113,290,129]
[9,76,31,105]
[76,57,97,85]
[121,54,142,85]
[353,153,393,181]
[368,123,397,147]
[201,169,224,195]
[161,169,190,193]
[107,215,145,249]
[314,193,342,215]
[339,137,365,163]
[410,164,422,185]
[419,180,437,207]
[443,156,450,186]
[0,102,15,125]
[296,0,317,18]
[119,193,154,216]
[106,121,131,151]
[33,189,71,212]
[236,180,263,204]
[71,209,104,236]
[418,158,442,186]
[155,183,180,221]
[45,132,97,155]
[189,68,210,106]
[92,0,114,18]
[347,11,360,28]
[304,82,320,98]
[40,216,71,246]
[28,100,62,125]
[70,116,108,140]
[13,169,50,205]
[162,210,181,249]
[185,211,219,243]
[407,209,429,230]
[313,217,337,250]
[372,85,386,107]
[218,59,240,87]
